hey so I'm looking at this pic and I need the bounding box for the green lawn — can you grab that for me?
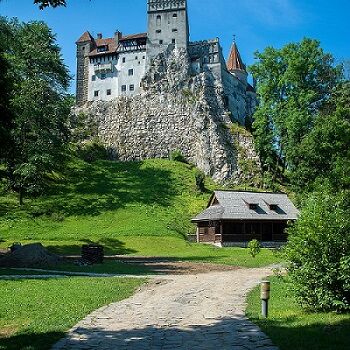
[246,276,350,350]
[0,259,154,276]
[0,159,212,241]
[0,158,281,268]
[0,277,145,350]
[0,236,282,268]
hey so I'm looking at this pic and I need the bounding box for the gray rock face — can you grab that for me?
[73,48,260,183]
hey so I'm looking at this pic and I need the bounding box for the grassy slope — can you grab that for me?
[246,276,350,350]
[0,158,280,267]
[0,277,144,350]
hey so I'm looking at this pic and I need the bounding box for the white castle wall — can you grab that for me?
[88,50,147,101]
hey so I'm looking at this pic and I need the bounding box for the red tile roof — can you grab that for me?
[87,33,148,57]
[76,31,94,44]
[227,42,246,72]
[120,32,147,41]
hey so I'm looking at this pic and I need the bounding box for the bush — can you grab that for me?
[285,190,350,312]
[77,139,109,163]
[248,239,261,258]
[194,170,205,193]
[169,150,187,163]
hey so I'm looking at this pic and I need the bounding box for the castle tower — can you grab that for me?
[227,40,248,85]
[146,0,189,61]
[76,31,94,105]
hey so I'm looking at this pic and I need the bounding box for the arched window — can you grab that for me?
[156,15,161,26]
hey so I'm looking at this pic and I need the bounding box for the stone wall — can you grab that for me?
[73,48,260,183]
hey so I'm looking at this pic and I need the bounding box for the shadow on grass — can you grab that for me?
[0,331,65,350]
[249,316,350,350]
[0,160,178,218]
[3,317,349,350]
[46,238,137,256]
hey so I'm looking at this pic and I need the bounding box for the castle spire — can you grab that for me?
[227,40,246,72]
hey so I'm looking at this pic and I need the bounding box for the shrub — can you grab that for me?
[194,170,205,193]
[248,239,261,258]
[169,150,187,163]
[285,190,350,312]
[77,139,109,163]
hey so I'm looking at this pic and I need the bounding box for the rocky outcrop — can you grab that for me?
[73,48,260,183]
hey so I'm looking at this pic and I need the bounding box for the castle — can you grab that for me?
[76,0,256,125]
[74,0,260,183]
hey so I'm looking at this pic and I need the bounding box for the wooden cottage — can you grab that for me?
[192,191,299,246]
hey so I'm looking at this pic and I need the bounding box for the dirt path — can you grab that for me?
[53,267,278,350]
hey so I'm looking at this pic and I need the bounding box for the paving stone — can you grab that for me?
[52,268,279,350]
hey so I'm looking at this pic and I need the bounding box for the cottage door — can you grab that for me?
[262,222,273,241]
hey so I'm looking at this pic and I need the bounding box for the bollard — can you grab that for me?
[260,280,271,318]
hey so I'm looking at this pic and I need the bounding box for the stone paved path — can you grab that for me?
[53,268,278,350]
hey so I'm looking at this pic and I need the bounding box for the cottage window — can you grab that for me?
[94,90,99,97]
[128,69,134,76]
[121,85,127,92]
[106,89,111,95]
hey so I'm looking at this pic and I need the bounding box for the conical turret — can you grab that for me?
[227,40,248,84]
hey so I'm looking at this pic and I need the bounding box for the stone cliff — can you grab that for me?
[73,48,260,183]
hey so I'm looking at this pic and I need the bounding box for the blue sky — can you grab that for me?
[1,0,349,93]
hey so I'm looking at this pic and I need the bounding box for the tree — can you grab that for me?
[0,0,66,9]
[285,188,350,312]
[33,0,66,8]
[250,39,340,178]
[4,19,71,204]
[0,19,14,161]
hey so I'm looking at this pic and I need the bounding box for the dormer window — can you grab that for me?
[97,45,108,53]
[269,204,278,211]
[244,199,259,210]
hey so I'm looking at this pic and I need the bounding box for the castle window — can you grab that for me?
[129,84,134,91]
[121,85,127,92]
[92,75,96,81]
[101,73,106,80]
[94,90,99,97]
[97,45,108,53]
[172,38,176,44]
[156,29,162,34]
[128,69,134,76]
[159,40,163,45]
[172,28,178,32]
[122,57,126,63]
[156,15,161,26]
[142,56,145,59]
[173,13,177,18]
[106,89,111,96]
[135,56,138,60]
